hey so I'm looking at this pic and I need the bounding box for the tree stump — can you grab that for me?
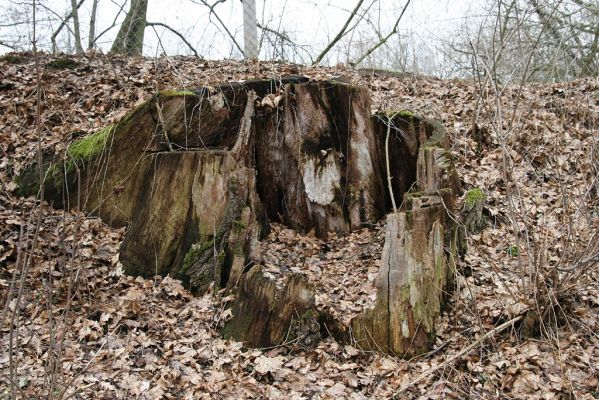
[463,188,486,233]
[18,78,461,356]
[223,266,319,348]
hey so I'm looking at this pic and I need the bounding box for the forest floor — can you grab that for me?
[0,52,598,399]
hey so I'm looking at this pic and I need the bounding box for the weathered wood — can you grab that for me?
[345,112,461,357]
[254,81,387,237]
[18,77,462,356]
[118,150,263,291]
[223,266,319,348]
[350,196,451,356]
[463,188,486,233]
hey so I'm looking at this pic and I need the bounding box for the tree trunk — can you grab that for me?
[88,0,99,50]
[109,0,148,56]
[70,0,84,54]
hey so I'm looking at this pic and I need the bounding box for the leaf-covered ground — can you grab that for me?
[0,52,598,399]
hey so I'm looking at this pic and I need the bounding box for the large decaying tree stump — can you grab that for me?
[18,76,461,357]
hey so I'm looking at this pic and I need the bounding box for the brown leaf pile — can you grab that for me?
[1,52,598,399]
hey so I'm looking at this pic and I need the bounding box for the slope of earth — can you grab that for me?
[0,52,598,399]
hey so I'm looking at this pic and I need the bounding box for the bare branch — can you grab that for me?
[192,0,244,56]
[50,0,86,54]
[352,0,411,67]
[0,40,18,50]
[91,0,127,47]
[146,22,200,57]
[393,315,524,397]
[313,0,366,65]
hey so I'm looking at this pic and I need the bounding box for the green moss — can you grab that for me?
[216,250,226,265]
[222,319,235,338]
[15,173,39,197]
[66,125,114,170]
[379,110,418,123]
[16,157,65,198]
[46,58,80,70]
[395,110,415,120]
[465,188,485,209]
[44,163,65,188]
[300,309,317,321]
[506,245,519,257]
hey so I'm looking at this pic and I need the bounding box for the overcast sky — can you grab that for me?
[2,0,487,70]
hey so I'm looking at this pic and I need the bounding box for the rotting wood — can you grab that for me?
[18,78,461,356]
[223,266,319,348]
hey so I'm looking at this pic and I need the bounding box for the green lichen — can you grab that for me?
[465,188,485,209]
[422,119,448,148]
[231,240,245,257]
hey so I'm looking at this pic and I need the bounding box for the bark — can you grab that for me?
[109,0,149,56]
[88,0,98,50]
[70,0,84,54]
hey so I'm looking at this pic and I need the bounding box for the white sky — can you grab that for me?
[2,0,488,70]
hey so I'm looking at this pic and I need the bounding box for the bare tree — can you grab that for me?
[446,0,599,81]
[49,0,85,54]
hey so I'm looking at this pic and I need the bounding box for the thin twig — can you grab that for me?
[391,315,524,397]
[194,0,244,56]
[155,101,174,151]
[352,0,411,67]
[313,0,366,65]
[384,113,398,213]
[146,22,200,57]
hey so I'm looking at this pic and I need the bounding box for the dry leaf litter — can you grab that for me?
[0,52,597,399]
